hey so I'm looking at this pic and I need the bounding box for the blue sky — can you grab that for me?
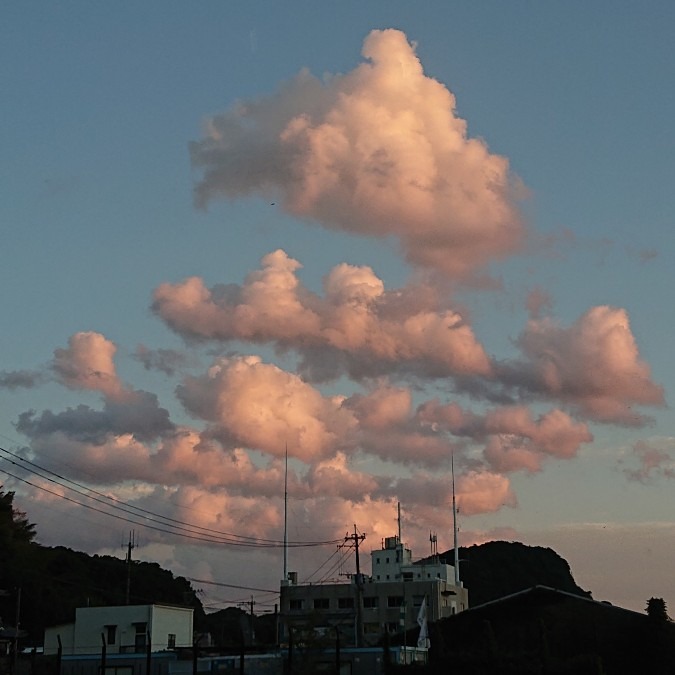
[2,2,674,613]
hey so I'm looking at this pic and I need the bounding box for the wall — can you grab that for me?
[150,606,193,652]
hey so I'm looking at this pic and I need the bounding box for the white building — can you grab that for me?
[280,535,468,647]
[44,604,193,656]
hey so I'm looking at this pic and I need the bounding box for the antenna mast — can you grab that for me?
[397,501,402,543]
[283,445,288,583]
[430,532,438,559]
[451,453,460,587]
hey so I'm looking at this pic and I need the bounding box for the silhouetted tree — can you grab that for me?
[647,597,670,623]
[0,487,36,546]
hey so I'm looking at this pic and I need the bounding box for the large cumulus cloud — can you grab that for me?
[190,29,525,280]
[2,27,667,594]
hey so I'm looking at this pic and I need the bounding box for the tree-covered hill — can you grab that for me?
[438,540,590,606]
[0,488,204,643]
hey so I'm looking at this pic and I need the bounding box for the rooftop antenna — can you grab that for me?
[283,444,288,583]
[397,501,402,544]
[451,452,460,586]
[430,531,438,559]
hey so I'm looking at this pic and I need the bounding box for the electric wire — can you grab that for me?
[0,461,339,549]
[0,445,341,547]
[317,547,354,584]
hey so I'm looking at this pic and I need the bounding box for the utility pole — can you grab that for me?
[238,597,256,644]
[125,531,137,605]
[249,596,256,644]
[451,453,460,587]
[12,587,20,675]
[345,525,366,647]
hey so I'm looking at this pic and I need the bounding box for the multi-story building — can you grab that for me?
[280,535,468,648]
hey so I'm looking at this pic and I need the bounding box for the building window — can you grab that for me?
[376,575,380,580]
[289,599,304,610]
[363,597,378,609]
[167,634,176,649]
[413,595,427,608]
[364,622,380,635]
[402,572,413,582]
[105,625,117,645]
[313,598,329,609]
[386,557,389,564]
[387,622,398,633]
[376,557,380,564]
[134,623,147,653]
[386,575,390,580]
[387,596,404,608]
[338,597,354,609]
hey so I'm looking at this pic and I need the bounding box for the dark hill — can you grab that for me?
[0,487,203,643]
[437,540,590,606]
[0,542,204,643]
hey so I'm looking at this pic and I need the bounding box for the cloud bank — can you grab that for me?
[2,28,666,590]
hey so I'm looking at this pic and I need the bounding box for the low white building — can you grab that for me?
[44,604,193,656]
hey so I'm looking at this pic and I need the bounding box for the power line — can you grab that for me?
[0,450,341,549]
[186,578,277,594]
[0,446,296,543]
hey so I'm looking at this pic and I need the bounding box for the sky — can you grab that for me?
[2,1,675,615]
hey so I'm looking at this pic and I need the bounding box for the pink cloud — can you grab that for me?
[417,401,592,473]
[484,407,592,462]
[53,332,122,397]
[623,439,675,483]
[456,471,517,516]
[176,355,358,462]
[154,250,492,380]
[305,453,380,501]
[515,306,665,424]
[347,384,412,430]
[345,385,460,467]
[190,29,525,279]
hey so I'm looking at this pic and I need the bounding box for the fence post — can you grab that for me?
[146,631,152,675]
[100,633,107,675]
